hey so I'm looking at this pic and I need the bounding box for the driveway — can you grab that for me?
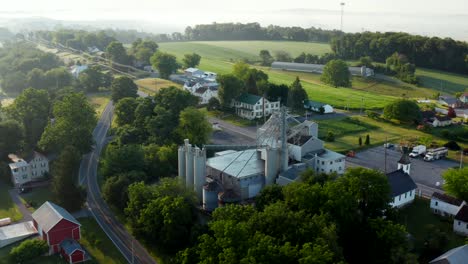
[346,146,459,196]
[8,189,32,222]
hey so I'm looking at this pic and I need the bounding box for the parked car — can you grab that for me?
[384,143,394,149]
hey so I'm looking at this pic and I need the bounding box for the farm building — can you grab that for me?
[454,205,468,236]
[386,153,417,208]
[460,93,468,103]
[438,96,461,108]
[432,115,452,127]
[0,221,38,248]
[32,201,82,254]
[232,93,280,120]
[304,100,334,114]
[60,239,86,264]
[430,245,468,264]
[178,110,345,210]
[184,68,204,77]
[271,61,374,77]
[431,192,466,217]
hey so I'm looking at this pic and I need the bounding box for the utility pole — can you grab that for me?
[132,240,134,264]
[384,137,388,174]
[340,3,345,32]
[460,150,464,169]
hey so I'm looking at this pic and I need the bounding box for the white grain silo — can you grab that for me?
[265,147,279,186]
[178,146,186,184]
[184,139,194,188]
[193,147,206,201]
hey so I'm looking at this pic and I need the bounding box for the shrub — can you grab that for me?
[325,131,335,142]
[10,239,48,263]
[444,141,461,151]
[366,110,380,119]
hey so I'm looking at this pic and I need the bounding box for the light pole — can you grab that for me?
[340,2,345,32]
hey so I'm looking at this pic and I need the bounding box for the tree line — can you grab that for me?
[331,32,468,74]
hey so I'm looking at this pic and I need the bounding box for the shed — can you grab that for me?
[60,239,86,264]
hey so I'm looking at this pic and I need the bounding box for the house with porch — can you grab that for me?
[232,93,280,120]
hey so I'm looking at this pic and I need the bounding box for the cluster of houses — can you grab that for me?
[0,201,86,264]
[431,192,468,236]
[170,68,220,105]
[421,110,454,127]
[439,93,468,109]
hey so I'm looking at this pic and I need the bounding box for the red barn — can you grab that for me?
[32,202,81,254]
[60,239,86,264]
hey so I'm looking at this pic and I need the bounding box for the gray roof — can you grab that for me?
[0,221,37,242]
[439,96,458,105]
[432,192,464,206]
[455,205,468,222]
[60,239,84,255]
[386,169,417,197]
[398,153,411,165]
[206,149,264,179]
[32,202,81,233]
[430,245,468,264]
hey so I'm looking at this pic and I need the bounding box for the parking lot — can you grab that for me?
[210,130,255,145]
[346,146,459,193]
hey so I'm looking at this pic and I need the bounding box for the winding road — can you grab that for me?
[79,101,156,264]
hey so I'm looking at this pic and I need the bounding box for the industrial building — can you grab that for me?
[178,109,345,211]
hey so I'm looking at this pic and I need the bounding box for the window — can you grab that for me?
[405,193,407,198]
[322,161,324,165]
[321,169,324,172]
[330,161,333,165]
[22,175,27,179]
[435,201,438,206]
[399,195,401,201]
[329,169,332,173]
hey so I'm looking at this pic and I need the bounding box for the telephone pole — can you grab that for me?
[340,3,345,32]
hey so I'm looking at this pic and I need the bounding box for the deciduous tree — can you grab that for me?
[442,167,468,201]
[182,53,201,68]
[321,59,351,87]
[150,51,179,79]
[287,77,307,112]
[177,107,212,146]
[111,76,138,102]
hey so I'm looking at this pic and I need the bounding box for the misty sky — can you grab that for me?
[1,0,468,40]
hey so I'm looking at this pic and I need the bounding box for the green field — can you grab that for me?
[417,68,468,95]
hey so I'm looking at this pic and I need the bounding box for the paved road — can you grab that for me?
[208,117,256,140]
[346,146,459,197]
[79,102,156,264]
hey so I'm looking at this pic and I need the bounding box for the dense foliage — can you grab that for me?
[9,239,48,263]
[182,53,202,68]
[386,53,418,84]
[287,77,308,112]
[35,29,116,51]
[111,76,138,102]
[150,51,180,79]
[177,168,416,264]
[321,59,351,87]
[383,99,421,123]
[331,32,468,74]
[442,167,468,202]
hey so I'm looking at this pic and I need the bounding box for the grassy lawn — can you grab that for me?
[0,98,14,107]
[20,186,53,212]
[202,108,257,127]
[417,68,468,95]
[135,78,182,95]
[0,181,22,221]
[0,239,66,264]
[78,217,127,264]
[317,116,468,164]
[87,93,110,117]
[397,198,466,262]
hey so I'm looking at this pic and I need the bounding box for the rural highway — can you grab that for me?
[79,101,156,264]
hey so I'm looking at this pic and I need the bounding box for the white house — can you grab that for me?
[453,205,468,236]
[431,192,466,217]
[70,65,88,78]
[460,93,468,104]
[184,68,204,77]
[386,153,417,208]
[232,93,280,120]
[304,100,334,114]
[8,152,49,187]
[432,116,452,127]
[194,86,218,105]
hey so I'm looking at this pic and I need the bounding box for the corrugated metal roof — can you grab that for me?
[206,149,264,179]
[32,202,80,233]
[0,221,37,242]
[60,239,84,255]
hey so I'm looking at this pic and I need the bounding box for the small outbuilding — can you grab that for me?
[431,192,466,217]
[453,205,468,236]
[60,238,86,264]
[0,221,38,248]
[432,115,452,127]
[303,100,334,114]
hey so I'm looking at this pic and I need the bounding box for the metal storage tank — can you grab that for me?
[193,147,206,201]
[178,146,186,184]
[203,181,219,212]
[218,189,241,207]
[184,140,194,187]
[265,147,279,186]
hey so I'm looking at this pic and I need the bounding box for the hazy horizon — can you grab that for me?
[1,0,468,41]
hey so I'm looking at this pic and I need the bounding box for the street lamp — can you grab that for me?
[340,2,345,32]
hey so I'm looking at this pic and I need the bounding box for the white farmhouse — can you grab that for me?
[454,205,468,236]
[432,116,452,127]
[431,192,466,217]
[8,152,49,187]
[386,153,417,208]
[232,93,280,120]
[304,100,334,114]
[194,86,218,105]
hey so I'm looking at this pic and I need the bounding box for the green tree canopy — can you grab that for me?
[259,50,273,66]
[182,53,201,68]
[150,51,179,79]
[114,97,138,126]
[101,143,146,178]
[216,74,244,107]
[287,77,307,112]
[177,107,212,146]
[0,120,24,158]
[9,239,48,263]
[111,76,138,102]
[442,167,468,201]
[383,99,421,123]
[106,41,130,64]
[320,59,351,87]
[39,92,96,155]
[79,66,112,92]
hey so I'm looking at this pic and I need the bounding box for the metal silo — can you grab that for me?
[203,181,219,212]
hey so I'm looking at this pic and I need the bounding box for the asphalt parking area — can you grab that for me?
[346,146,459,190]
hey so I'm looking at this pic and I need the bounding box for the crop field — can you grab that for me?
[417,68,468,95]
[135,78,181,95]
